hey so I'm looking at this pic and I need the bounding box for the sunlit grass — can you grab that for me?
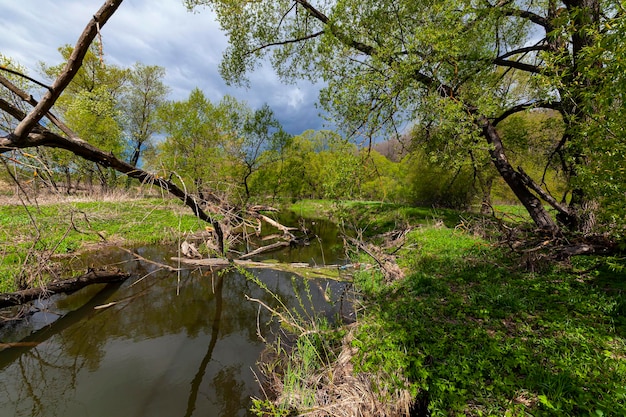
[351,219,626,415]
[0,196,203,292]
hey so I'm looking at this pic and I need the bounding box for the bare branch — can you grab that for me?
[499,8,551,30]
[493,57,542,73]
[517,166,570,217]
[497,44,550,60]
[0,75,78,138]
[492,101,562,126]
[295,0,374,55]
[247,31,324,56]
[0,67,52,91]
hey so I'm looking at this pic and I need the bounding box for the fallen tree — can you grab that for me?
[0,268,130,309]
[0,0,231,254]
[171,257,354,281]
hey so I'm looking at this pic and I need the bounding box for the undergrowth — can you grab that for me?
[242,265,414,417]
[352,221,626,415]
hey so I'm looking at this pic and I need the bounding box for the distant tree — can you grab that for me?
[222,101,291,199]
[250,130,317,199]
[152,88,228,201]
[121,63,169,169]
[41,43,128,192]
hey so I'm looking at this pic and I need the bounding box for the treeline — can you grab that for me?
[245,108,564,209]
[0,44,565,209]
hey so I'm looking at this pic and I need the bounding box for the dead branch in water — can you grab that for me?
[171,257,352,281]
[0,268,130,309]
[239,241,291,259]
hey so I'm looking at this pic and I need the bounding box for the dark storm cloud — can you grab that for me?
[0,0,327,135]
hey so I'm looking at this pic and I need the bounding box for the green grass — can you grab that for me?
[0,197,204,292]
[290,199,462,237]
[351,222,626,415]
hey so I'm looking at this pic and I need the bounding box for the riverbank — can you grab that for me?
[0,195,202,292]
[2,197,626,414]
[255,201,626,416]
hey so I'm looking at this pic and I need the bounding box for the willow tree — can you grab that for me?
[41,43,128,192]
[122,63,169,169]
[186,0,624,237]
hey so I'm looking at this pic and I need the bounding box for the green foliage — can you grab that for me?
[148,90,290,201]
[359,150,407,202]
[149,88,230,196]
[403,151,478,209]
[121,63,169,168]
[351,221,626,415]
[39,43,129,191]
[64,85,124,154]
[563,10,626,238]
[187,0,626,234]
[251,129,482,207]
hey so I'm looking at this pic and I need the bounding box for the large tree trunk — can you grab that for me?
[550,0,601,233]
[478,115,558,231]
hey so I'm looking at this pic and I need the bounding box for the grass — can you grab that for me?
[267,201,626,415]
[290,199,462,236]
[0,196,204,292]
[4,195,626,414]
[347,212,626,415]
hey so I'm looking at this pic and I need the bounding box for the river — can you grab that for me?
[0,215,351,417]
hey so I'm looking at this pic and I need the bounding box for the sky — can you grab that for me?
[0,0,327,135]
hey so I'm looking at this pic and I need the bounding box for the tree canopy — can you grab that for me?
[186,0,626,238]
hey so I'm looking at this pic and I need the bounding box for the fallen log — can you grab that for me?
[257,214,298,236]
[0,269,130,309]
[171,257,352,281]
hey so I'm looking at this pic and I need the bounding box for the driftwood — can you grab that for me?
[171,257,350,280]
[0,269,130,309]
[239,241,291,260]
[256,214,298,237]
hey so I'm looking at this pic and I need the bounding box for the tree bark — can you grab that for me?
[477,115,558,232]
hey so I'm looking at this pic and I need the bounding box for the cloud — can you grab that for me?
[0,0,327,135]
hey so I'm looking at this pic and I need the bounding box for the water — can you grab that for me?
[0,216,350,417]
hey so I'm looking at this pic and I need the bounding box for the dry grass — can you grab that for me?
[257,325,413,417]
[0,187,165,206]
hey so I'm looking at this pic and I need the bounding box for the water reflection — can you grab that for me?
[0,216,350,417]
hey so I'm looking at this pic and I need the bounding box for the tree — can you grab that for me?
[41,42,128,192]
[0,0,226,252]
[152,88,228,201]
[231,103,291,199]
[186,0,624,236]
[121,63,169,169]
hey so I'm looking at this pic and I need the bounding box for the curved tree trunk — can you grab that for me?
[478,115,558,232]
